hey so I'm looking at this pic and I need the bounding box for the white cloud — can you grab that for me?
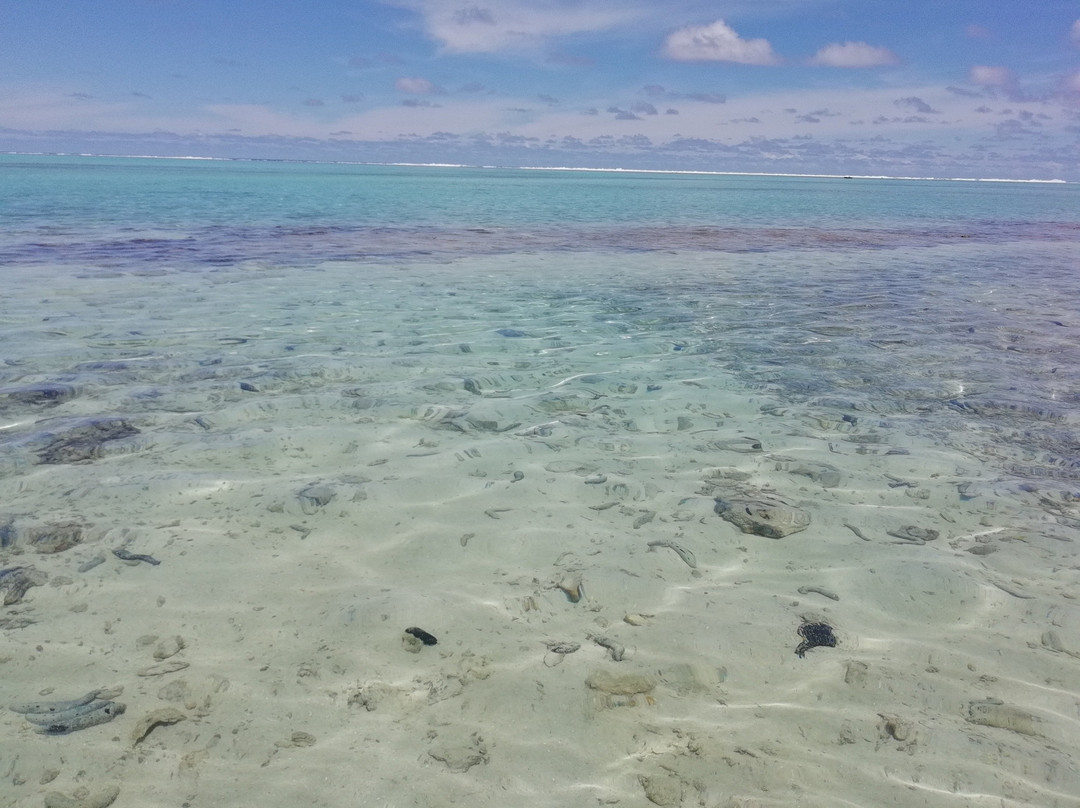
[969,65,1013,88]
[968,65,1029,102]
[390,0,639,54]
[662,19,779,65]
[395,77,439,94]
[1071,18,1080,45]
[810,41,898,68]
[1058,69,1080,104]
[4,71,1076,179]
[0,81,984,145]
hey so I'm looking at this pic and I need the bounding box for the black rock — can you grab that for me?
[795,622,837,657]
[404,626,438,646]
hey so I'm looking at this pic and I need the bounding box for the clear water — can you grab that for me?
[2,155,1080,807]
[3,154,1078,266]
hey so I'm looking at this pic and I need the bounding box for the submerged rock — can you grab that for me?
[788,461,842,489]
[297,483,335,514]
[43,784,120,808]
[966,700,1039,736]
[712,436,764,453]
[714,496,811,538]
[0,519,86,554]
[585,669,657,695]
[949,397,1064,422]
[28,522,84,554]
[0,566,48,606]
[38,417,140,464]
[1,383,77,408]
[886,525,939,544]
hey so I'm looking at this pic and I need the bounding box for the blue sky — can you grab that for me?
[2,0,1079,178]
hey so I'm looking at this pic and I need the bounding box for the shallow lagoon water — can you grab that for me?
[1,157,1080,807]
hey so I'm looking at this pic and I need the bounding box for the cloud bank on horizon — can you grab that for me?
[1,0,1078,178]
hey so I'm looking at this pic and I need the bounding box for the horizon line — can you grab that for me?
[0,150,1069,184]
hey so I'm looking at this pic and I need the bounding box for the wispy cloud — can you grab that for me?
[0,83,150,130]
[894,96,939,114]
[661,19,780,65]
[642,85,726,104]
[969,65,1014,88]
[395,76,443,94]
[4,79,1076,179]
[1058,70,1080,105]
[969,65,1023,100]
[389,0,639,54]
[809,41,899,68]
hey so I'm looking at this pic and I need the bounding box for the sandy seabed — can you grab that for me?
[2,250,1079,808]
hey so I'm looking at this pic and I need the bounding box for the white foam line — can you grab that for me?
[3,152,1068,183]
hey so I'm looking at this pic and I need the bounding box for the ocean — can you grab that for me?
[2,154,1079,807]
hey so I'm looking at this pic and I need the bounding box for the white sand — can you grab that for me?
[2,251,1079,807]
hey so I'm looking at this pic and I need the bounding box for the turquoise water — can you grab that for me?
[3,155,1078,266]
[3,154,1078,467]
[2,155,1080,807]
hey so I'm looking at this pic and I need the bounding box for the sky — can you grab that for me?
[2,0,1079,179]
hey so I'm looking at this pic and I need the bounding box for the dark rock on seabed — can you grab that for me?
[37,417,140,464]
